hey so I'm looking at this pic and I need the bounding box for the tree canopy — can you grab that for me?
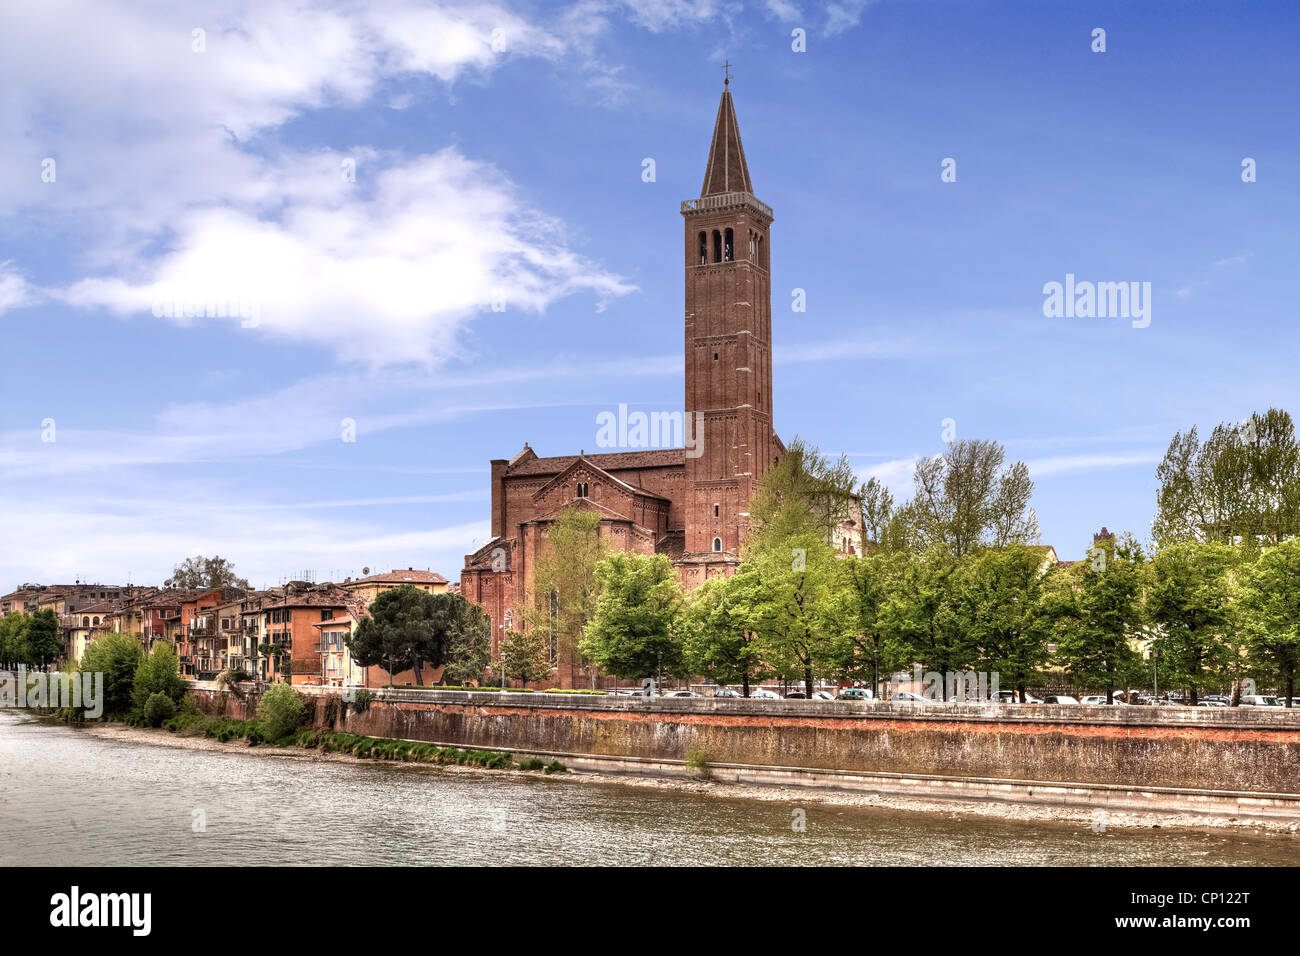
[165,555,250,590]
[1153,408,1300,549]
[580,553,685,680]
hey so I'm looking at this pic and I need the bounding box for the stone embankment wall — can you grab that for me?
[188,683,1300,795]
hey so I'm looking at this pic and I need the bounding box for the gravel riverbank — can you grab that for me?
[74,719,1300,837]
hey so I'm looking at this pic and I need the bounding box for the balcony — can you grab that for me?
[680,191,772,220]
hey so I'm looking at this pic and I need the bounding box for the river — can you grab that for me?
[1,712,1295,866]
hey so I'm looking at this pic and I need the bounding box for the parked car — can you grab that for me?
[1041,695,1080,705]
[811,690,835,700]
[1203,695,1230,705]
[996,690,1044,704]
[838,687,874,701]
[663,690,700,698]
[1241,695,1282,707]
[750,688,782,700]
[890,691,929,704]
[785,691,808,699]
[1198,699,1228,707]
[713,688,742,699]
[1080,695,1125,706]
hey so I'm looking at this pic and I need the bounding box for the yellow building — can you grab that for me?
[342,569,448,609]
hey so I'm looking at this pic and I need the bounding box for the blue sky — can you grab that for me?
[2,0,1297,589]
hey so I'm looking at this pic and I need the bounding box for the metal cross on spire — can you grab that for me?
[723,57,733,88]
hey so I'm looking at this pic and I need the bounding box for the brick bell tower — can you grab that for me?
[680,77,777,571]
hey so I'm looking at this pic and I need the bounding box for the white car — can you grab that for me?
[996,691,1044,704]
[750,688,782,699]
[890,691,929,704]
[1042,695,1080,705]
[1241,695,1282,707]
[811,690,835,700]
[1080,695,1125,706]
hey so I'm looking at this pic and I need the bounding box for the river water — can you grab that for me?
[1,712,1295,866]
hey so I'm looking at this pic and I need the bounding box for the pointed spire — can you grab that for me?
[700,83,753,197]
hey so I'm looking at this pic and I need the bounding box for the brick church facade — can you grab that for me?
[460,82,797,684]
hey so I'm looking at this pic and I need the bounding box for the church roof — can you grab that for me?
[700,86,753,197]
[528,497,635,525]
[506,448,684,477]
[531,454,672,503]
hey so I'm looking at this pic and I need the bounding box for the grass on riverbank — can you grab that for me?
[154,712,567,773]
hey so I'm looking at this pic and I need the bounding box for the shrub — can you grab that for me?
[350,688,374,713]
[133,643,186,713]
[685,749,711,778]
[78,632,145,718]
[543,760,567,774]
[142,692,176,727]
[257,683,307,741]
[518,757,545,771]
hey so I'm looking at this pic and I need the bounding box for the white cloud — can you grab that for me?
[1023,452,1161,479]
[859,456,918,499]
[765,0,803,22]
[825,0,877,36]
[54,147,634,365]
[0,1,628,364]
[0,493,489,590]
[0,262,37,312]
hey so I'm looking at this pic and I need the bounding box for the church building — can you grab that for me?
[460,81,843,685]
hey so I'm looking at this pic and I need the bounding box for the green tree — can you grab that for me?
[500,628,554,688]
[0,613,31,668]
[749,534,841,697]
[78,631,144,718]
[1147,541,1238,703]
[439,593,493,685]
[165,555,250,590]
[142,692,177,727]
[347,585,448,686]
[947,545,1051,701]
[1049,534,1147,703]
[580,553,685,681]
[906,439,1038,556]
[748,437,860,546]
[678,567,764,696]
[27,608,61,668]
[825,551,908,693]
[1237,539,1300,706]
[132,642,186,713]
[878,550,968,682]
[1153,408,1300,549]
[524,505,609,685]
[257,682,306,740]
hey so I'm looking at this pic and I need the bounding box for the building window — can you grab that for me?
[712,537,722,552]
[712,230,722,263]
[698,231,707,265]
[548,590,559,663]
[576,482,589,498]
[724,227,734,261]
[714,504,719,517]
[321,609,333,621]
